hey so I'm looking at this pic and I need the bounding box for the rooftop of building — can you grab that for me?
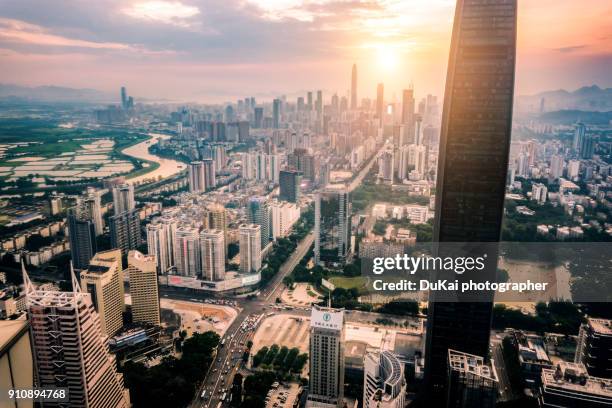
[542,362,612,397]
[448,349,498,382]
[588,317,612,335]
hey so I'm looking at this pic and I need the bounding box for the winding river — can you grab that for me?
[122,133,187,184]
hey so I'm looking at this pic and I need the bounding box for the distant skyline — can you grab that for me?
[0,0,611,103]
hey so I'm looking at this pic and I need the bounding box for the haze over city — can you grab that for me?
[1,0,611,101]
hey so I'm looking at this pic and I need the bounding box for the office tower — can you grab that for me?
[67,209,97,270]
[23,267,130,408]
[363,350,406,408]
[376,83,384,125]
[273,98,281,129]
[147,222,168,273]
[579,134,596,160]
[127,250,160,326]
[410,144,428,178]
[567,159,580,179]
[550,154,564,179]
[206,204,228,254]
[109,209,142,255]
[203,158,216,189]
[447,350,498,408]
[426,0,517,398]
[248,196,271,250]
[239,224,262,274]
[351,63,358,109]
[307,305,345,408]
[271,201,300,239]
[121,86,127,109]
[316,90,323,116]
[254,107,263,128]
[516,152,529,176]
[314,186,351,265]
[378,150,394,183]
[539,361,612,407]
[200,229,225,281]
[297,96,305,111]
[112,183,135,214]
[79,191,104,236]
[402,87,415,126]
[288,148,315,181]
[173,226,200,277]
[307,91,313,111]
[575,318,612,379]
[0,319,34,406]
[573,122,586,151]
[80,249,125,337]
[279,169,302,203]
[188,161,206,192]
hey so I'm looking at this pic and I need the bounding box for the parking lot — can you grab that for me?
[265,382,301,408]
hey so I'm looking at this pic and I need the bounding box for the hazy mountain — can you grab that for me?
[538,110,612,125]
[0,84,115,103]
[517,85,612,113]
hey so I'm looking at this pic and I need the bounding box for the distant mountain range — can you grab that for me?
[0,84,115,103]
[517,85,612,113]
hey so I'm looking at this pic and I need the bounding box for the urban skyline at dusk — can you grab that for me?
[0,0,611,101]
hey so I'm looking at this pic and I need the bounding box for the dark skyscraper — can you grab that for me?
[351,64,357,110]
[279,169,302,203]
[307,91,313,111]
[109,209,142,255]
[68,209,97,270]
[376,83,384,126]
[254,107,263,128]
[273,98,281,129]
[425,0,517,400]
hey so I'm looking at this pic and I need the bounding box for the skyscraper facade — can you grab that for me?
[575,318,612,379]
[315,186,351,265]
[173,226,201,277]
[23,268,130,408]
[273,98,281,129]
[247,196,271,250]
[279,169,302,203]
[67,209,97,270]
[426,0,517,398]
[80,249,125,338]
[200,229,226,281]
[188,161,207,193]
[376,83,384,126]
[109,209,142,255]
[307,305,345,408]
[112,183,135,215]
[239,224,261,274]
[127,250,161,326]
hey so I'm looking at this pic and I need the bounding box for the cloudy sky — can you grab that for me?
[0,0,610,103]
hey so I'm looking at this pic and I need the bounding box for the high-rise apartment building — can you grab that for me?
[271,201,300,239]
[188,161,207,192]
[575,318,612,379]
[550,154,564,180]
[315,186,351,265]
[287,148,315,181]
[146,215,176,274]
[307,305,345,408]
[80,249,125,338]
[378,150,394,183]
[573,122,586,151]
[23,267,130,408]
[200,229,225,281]
[248,196,271,250]
[363,350,406,408]
[77,191,104,236]
[127,250,160,326]
[426,0,517,398]
[350,64,358,110]
[109,208,142,255]
[239,224,261,274]
[203,158,216,189]
[279,169,302,203]
[67,209,97,270]
[446,350,498,408]
[112,183,135,214]
[173,226,201,277]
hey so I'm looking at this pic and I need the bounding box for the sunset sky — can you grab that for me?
[0,0,610,103]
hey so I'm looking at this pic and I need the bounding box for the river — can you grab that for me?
[122,133,187,184]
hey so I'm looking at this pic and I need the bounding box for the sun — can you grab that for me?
[376,45,399,71]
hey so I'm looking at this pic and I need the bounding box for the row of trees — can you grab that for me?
[252,344,308,374]
[492,301,584,335]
